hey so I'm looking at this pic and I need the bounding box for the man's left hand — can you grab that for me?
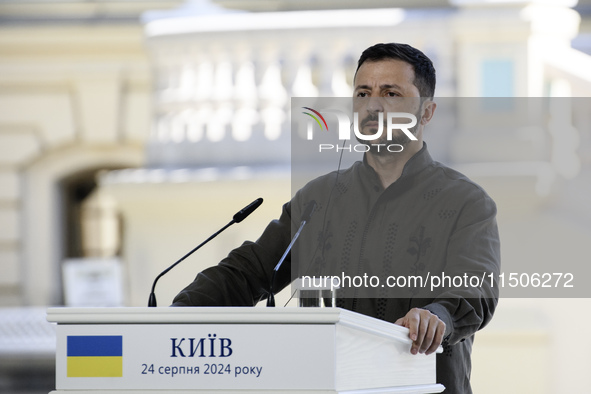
[395,308,445,355]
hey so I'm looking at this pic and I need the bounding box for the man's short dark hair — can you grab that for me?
[355,43,436,99]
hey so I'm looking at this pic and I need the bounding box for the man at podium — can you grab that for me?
[172,43,501,394]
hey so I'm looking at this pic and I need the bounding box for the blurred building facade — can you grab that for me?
[1,0,591,393]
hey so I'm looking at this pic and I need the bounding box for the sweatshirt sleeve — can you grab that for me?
[422,193,501,345]
[171,201,293,307]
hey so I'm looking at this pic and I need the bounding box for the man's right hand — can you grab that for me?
[395,307,446,355]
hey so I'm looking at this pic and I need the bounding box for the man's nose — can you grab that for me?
[366,96,385,113]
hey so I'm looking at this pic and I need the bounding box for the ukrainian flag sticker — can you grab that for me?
[67,336,123,378]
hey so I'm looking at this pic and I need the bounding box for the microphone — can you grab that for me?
[148,197,263,307]
[233,198,263,223]
[267,200,316,307]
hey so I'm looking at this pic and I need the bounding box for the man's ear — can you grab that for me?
[420,100,437,125]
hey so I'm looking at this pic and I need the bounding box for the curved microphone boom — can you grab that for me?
[148,197,263,307]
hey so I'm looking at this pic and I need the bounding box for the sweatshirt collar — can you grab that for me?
[361,142,433,184]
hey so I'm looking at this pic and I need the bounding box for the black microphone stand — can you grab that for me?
[148,198,263,307]
[148,220,234,307]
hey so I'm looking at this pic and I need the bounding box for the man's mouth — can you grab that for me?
[361,116,381,131]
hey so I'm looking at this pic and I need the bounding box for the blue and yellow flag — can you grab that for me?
[67,336,123,377]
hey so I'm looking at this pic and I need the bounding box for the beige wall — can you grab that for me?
[102,176,293,307]
[1,2,591,393]
[0,23,152,305]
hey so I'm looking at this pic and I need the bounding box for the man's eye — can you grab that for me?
[386,92,400,97]
[356,92,368,97]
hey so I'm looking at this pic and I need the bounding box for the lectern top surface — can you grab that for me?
[46,307,416,346]
[47,306,340,324]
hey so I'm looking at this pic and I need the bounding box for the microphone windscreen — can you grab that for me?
[233,198,264,223]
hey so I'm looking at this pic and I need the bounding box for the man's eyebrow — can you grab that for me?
[379,84,402,90]
[354,83,403,91]
[354,84,372,91]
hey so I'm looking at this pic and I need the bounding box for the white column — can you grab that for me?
[258,45,287,141]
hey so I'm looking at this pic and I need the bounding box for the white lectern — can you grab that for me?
[47,307,444,393]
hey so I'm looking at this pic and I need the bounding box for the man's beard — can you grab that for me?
[355,110,422,155]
